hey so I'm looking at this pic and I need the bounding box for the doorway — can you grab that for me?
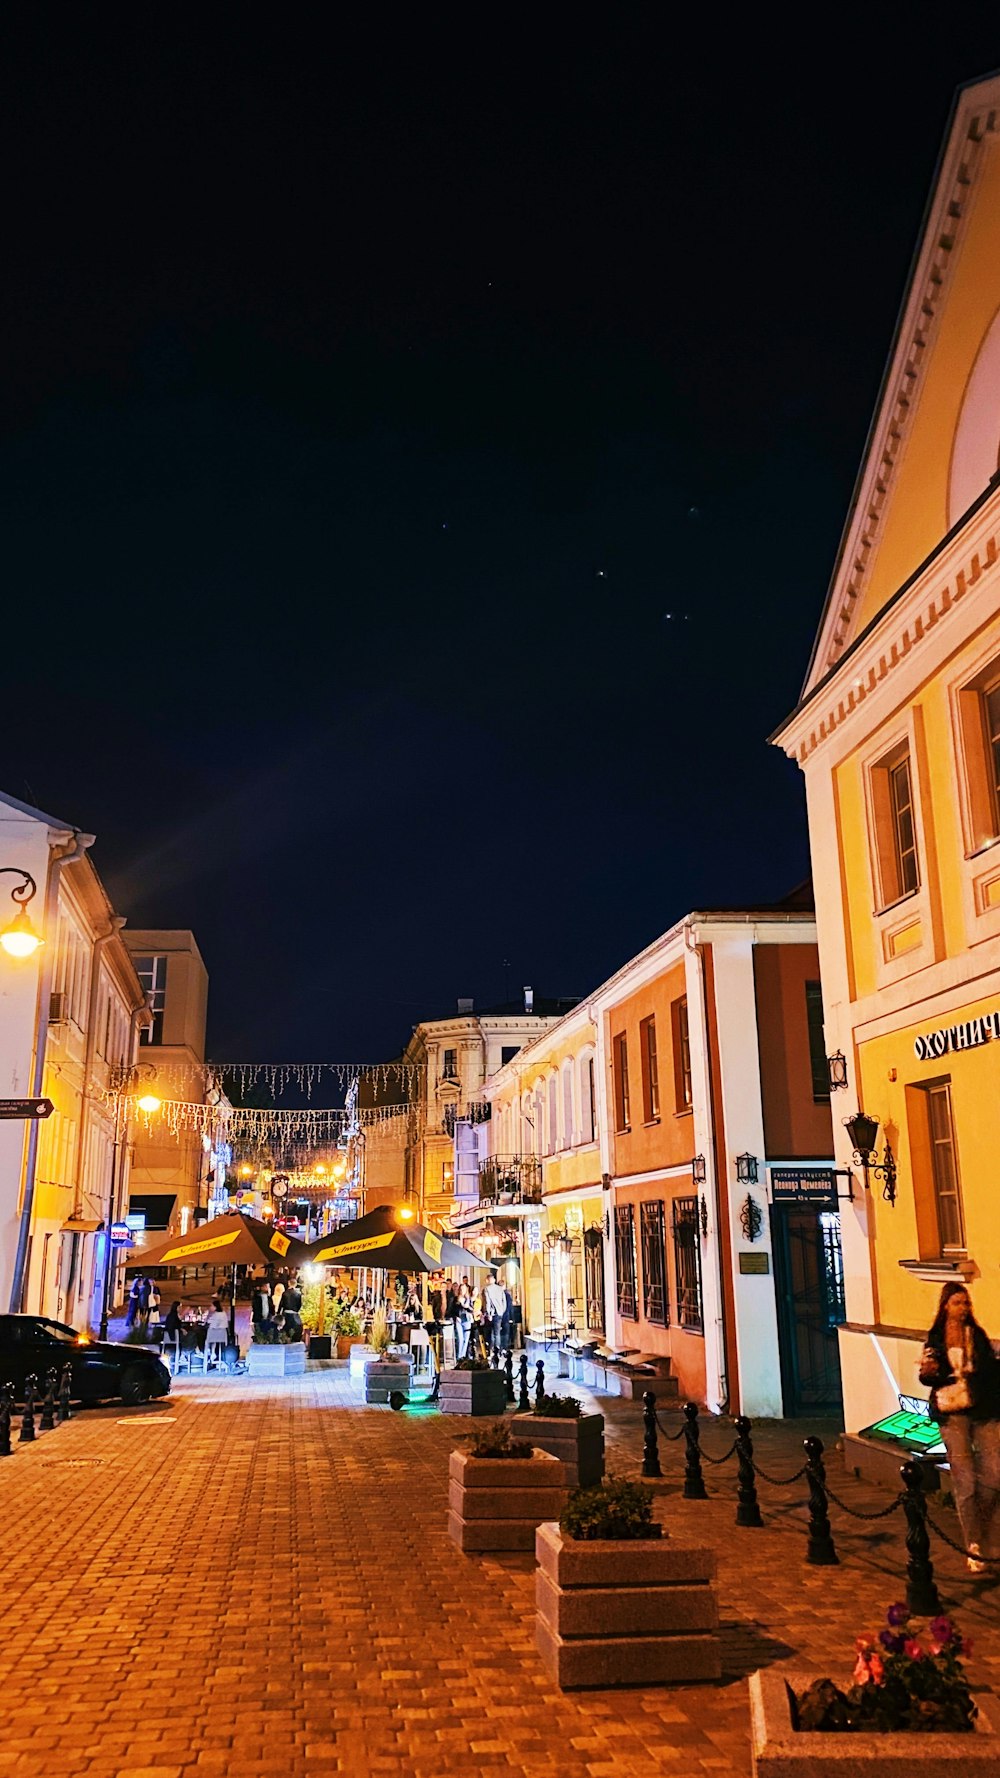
[771,1204,845,1414]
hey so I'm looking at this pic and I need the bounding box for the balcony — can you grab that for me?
[477,1154,543,1208]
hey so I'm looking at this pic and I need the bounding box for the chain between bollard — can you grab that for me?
[751,1461,808,1486]
[925,1513,1000,1565]
[700,1439,738,1466]
[823,1484,905,1521]
[653,1409,688,1442]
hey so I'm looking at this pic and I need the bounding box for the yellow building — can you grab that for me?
[464,1003,602,1337]
[774,72,1000,1432]
[123,929,213,1245]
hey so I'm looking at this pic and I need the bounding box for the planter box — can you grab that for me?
[613,1371,679,1403]
[439,1368,509,1417]
[514,1411,605,1486]
[535,1521,720,1690]
[337,1334,365,1360]
[247,1341,307,1377]
[448,1447,567,1551]
[749,1670,998,1776]
[364,1358,412,1404]
[349,1344,378,1382]
[307,1334,333,1360]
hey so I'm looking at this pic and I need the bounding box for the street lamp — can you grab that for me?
[100,1062,160,1340]
[0,869,43,959]
[843,1110,898,1205]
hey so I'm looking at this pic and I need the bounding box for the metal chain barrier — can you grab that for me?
[700,1439,738,1465]
[824,1484,905,1521]
[926,1512,1000,1565]
[751,1460,808,1486]
[653,1410,687,1442]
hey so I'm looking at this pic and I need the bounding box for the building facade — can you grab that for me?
[0,790,148,1326]
[123,929,214,1246]
[774,72,1000,1433]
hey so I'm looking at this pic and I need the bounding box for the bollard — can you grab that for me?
[534,1359,546,1408]
[901,1459,940,1615]
[517,1353,530,1411]
[0,1393,11,1458]
[490,1345,500,1370]
[503,1349,515,1404]
[19,1375,36,1444]
[804,1436,838,1565]
[641,1390,662,1478]
[734,1415,763,1527]
[39,1369,57,1433]
[682,1401,707,1499]
[58,1364,72,1423]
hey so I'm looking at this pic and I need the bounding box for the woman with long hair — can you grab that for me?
[919,1281,1000,1572]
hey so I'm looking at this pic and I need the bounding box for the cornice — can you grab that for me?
[776,487,1000,765]
[804,78,1000,693]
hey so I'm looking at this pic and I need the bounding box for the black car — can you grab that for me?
[0,1315,171,1406]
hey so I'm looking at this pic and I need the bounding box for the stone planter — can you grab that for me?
[246,1341,307,1377]
[439,1367,509,1416]
[307,1334,333,1360]
[448,1447,567,1551]
[749,1670,998,1775]
[514,1411,604,1486]
[535,1520,720,1689]
[349,1344,378,1382]
[364,1357,412,1404]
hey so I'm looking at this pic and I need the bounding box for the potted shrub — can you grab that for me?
[535,1476,720,1689]
[448,1420,568,1551]
[750,1604,997,1774]
[247,1325,307,1378]
[516,1392,605,1486]
[362,1305,412,1404]
[439,1354,508,1417]
[332,1306,364,1360]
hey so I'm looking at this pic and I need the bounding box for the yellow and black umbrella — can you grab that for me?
[307,1205,480,1273]
[130,1213,310,1343]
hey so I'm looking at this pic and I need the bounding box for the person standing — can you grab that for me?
[145,1279,162,1329]
[124,1277,142,1329]
[484,1272,507,1358]
[919,1282,1000,1572]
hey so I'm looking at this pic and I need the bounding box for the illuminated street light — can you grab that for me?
[0,869,42,959]
[137,1093,161,1115]
[397,1204,415,1222]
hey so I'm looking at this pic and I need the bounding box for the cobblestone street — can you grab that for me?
[0,1370,996,1778]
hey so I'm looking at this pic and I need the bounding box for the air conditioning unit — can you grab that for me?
[49,992,68,1024]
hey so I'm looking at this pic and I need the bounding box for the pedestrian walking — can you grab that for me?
[919,1281,1000,1572]
[124,1277,142,1329]
[484,1272,507,1357]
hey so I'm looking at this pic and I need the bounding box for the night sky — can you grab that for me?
[2,19,997,1061]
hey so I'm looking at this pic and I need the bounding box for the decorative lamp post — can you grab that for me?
[100,1062,160,1340]
[843,1111,897,1205]
[0,869,43,959]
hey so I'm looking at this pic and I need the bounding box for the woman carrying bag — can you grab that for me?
[919,1282,1000,1573]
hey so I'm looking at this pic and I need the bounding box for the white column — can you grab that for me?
[683,939,727,1414]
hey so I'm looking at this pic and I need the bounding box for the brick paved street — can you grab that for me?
[0,1369,996,1778]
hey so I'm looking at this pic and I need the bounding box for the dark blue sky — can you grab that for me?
[2,17,997,1058]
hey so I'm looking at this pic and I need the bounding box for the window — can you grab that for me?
[583,1055,596,1142]
[614,1204,637,1319]
[640,1016,660,1121]
[870,743,920,908]
[441,1048,458,1080]
[673,1197,703,1331]
[612,1033,631,1131]
[441,1161,455,1193]
[134,955,167,1044]
[672,997,692,1109]
[501,1045,520,1066]
[805,981,829,1102]
[583,1228,605,1333]
[639,1199,668,1325]
[548,1077,558,1153]
[954,661,1000,854]
[562,1066,574,1148]
[983,681,1000,830]
[926,1082,965,1252]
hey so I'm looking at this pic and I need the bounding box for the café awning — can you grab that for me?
[128,1212,310,1272]
[307,1205,482,1273]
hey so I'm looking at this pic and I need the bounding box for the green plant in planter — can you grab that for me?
[369,1305,391,1356]
[468,1419,533,1459]
[452,1355,490,1372]
[560,1476,660,1541]
[332,1307,361,1339]
[796,1603,976,1734]
[535,1392,582,1418]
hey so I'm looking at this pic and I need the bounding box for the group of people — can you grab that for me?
[124,1275,162,1330]
[422,1272,515,1360]
[250,1273,303,1341]
[920,1282,1000,1571]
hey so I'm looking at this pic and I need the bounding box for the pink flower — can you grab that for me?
[852,1654,870,1686]
[868,1653,885,1685]
[904,1639,923,1659]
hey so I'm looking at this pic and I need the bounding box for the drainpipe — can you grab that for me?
[685,925,730,1414]
[10,830,95,1313]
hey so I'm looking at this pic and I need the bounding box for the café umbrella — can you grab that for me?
[128,1213,310,1344]
[307,1205,482,1274]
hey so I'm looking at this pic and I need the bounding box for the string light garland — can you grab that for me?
[136,1060,422,1101]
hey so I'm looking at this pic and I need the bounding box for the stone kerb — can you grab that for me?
[448,1447,568,1552]
[534,1519,721,1690]
[748,1670,999,1776]
[514,1411,604,1486]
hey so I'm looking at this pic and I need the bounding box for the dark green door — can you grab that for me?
[771,1206,845,1415]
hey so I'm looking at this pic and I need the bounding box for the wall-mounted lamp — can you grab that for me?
[735,1152,758,1185]
[0,869,42,959]
[827,1051,849,1091]
[691,1154,707,1184]
[843,1111,897,1205]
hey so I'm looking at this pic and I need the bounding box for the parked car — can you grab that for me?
[0,1315,171,1406]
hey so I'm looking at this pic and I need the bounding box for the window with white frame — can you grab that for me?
[869,741,920,909]
[562,1064,574,1148]
[548,1076,558,1152]
[134,955,167,1044]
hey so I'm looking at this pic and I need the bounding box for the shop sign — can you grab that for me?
[124,1212,146,1231]
[913,1009,1000,1061]
[769,1167,837,1204]
[109,1222,134,1248]
[525,1218,542,1252]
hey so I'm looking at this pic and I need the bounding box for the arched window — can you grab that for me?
[562,1064,574,1148]
[534,1086,545,1155]
[579,1049,597,1144]
[548,1075,559,1153]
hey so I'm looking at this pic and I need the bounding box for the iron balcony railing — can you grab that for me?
[477,1154,543,1207]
